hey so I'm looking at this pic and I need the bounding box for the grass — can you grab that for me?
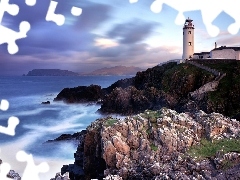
[142,110,162,123]
[105,118,118,127]
[188,138,240,160]
[150,144,158,151]
[161,63,214,93]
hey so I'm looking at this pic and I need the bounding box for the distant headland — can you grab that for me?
[79,66,143,76]
[25,66,143,76]
[25,69,79,76]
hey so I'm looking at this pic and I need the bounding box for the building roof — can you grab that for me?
[193,52,210,55]
[211,46,240,51]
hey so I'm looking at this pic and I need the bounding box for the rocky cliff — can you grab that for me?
[52,108,240,180]
[54,60,240,118]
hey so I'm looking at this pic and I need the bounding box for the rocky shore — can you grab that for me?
[51,60,240,179]
[51,108,240,180]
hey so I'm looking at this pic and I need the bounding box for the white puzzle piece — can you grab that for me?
[16,151,49,180]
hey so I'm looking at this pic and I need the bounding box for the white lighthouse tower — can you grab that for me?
[182,18,194,60]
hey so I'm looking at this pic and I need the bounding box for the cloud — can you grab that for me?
[74,3,111,31]
[216,35,240,47]
[14,22,95,55]
[94,38,119,49]
[1,1,112,56]
[108,19,159,44]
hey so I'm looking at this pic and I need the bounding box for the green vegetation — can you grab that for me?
[195,60,240,117]
[188,138,240,160]
[161,63,214,94]
[150,144,158,151]
[146,128,151,135]
[105,118,118,127]
[142,110,162,123]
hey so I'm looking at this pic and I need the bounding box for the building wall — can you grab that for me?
[211,49,236,59]
[236,51,240,60]
[193,54,199,59]
[193,53,210,59]
[203,54,210,58]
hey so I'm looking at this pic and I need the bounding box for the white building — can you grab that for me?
[210,46,240,60]
[182,18,194,60]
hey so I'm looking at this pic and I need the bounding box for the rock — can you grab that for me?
[50,172,70,180]
[46,131,86,143]
[111,136,130,156]
[7,170,21,180]
[41,101,50,104]
[103,174,123,180]
[54,85,102,103]
[57,108,240,179]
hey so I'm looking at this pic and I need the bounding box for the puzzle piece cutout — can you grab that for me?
[25,0,37,6]
[0,100,9,111]
[0,162,11,180]
[16,151,49,180]
[0,100,19,136]
[129,0,240,37]
[0,116,19,136]
[0,148,12,180]
[46,0,82,26]
[0,0,35,54]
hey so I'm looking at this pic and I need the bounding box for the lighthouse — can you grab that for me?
[182,18,194,60]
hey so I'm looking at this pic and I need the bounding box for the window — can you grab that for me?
[188,31,191,34]
[188,42,192,46]
[183,32,184,35]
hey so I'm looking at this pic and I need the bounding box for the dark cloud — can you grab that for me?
[15,23,95,55]
[1,1,111,56]
[74,3,111,31]
[108,19,159,44]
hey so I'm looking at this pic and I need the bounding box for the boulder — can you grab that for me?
[41,101,50,104]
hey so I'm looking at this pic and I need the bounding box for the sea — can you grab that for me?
[0,75,131,179]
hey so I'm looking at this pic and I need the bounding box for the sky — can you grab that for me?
[0,0,240,75]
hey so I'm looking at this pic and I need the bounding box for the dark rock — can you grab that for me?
[60,128,106,180]
[54,84,102,103]
[46,131,86,143]
[41,101,50,104]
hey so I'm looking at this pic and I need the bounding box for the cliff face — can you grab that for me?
[58,108,240,180]
[54,60,240,118]
[100,62,216,115]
